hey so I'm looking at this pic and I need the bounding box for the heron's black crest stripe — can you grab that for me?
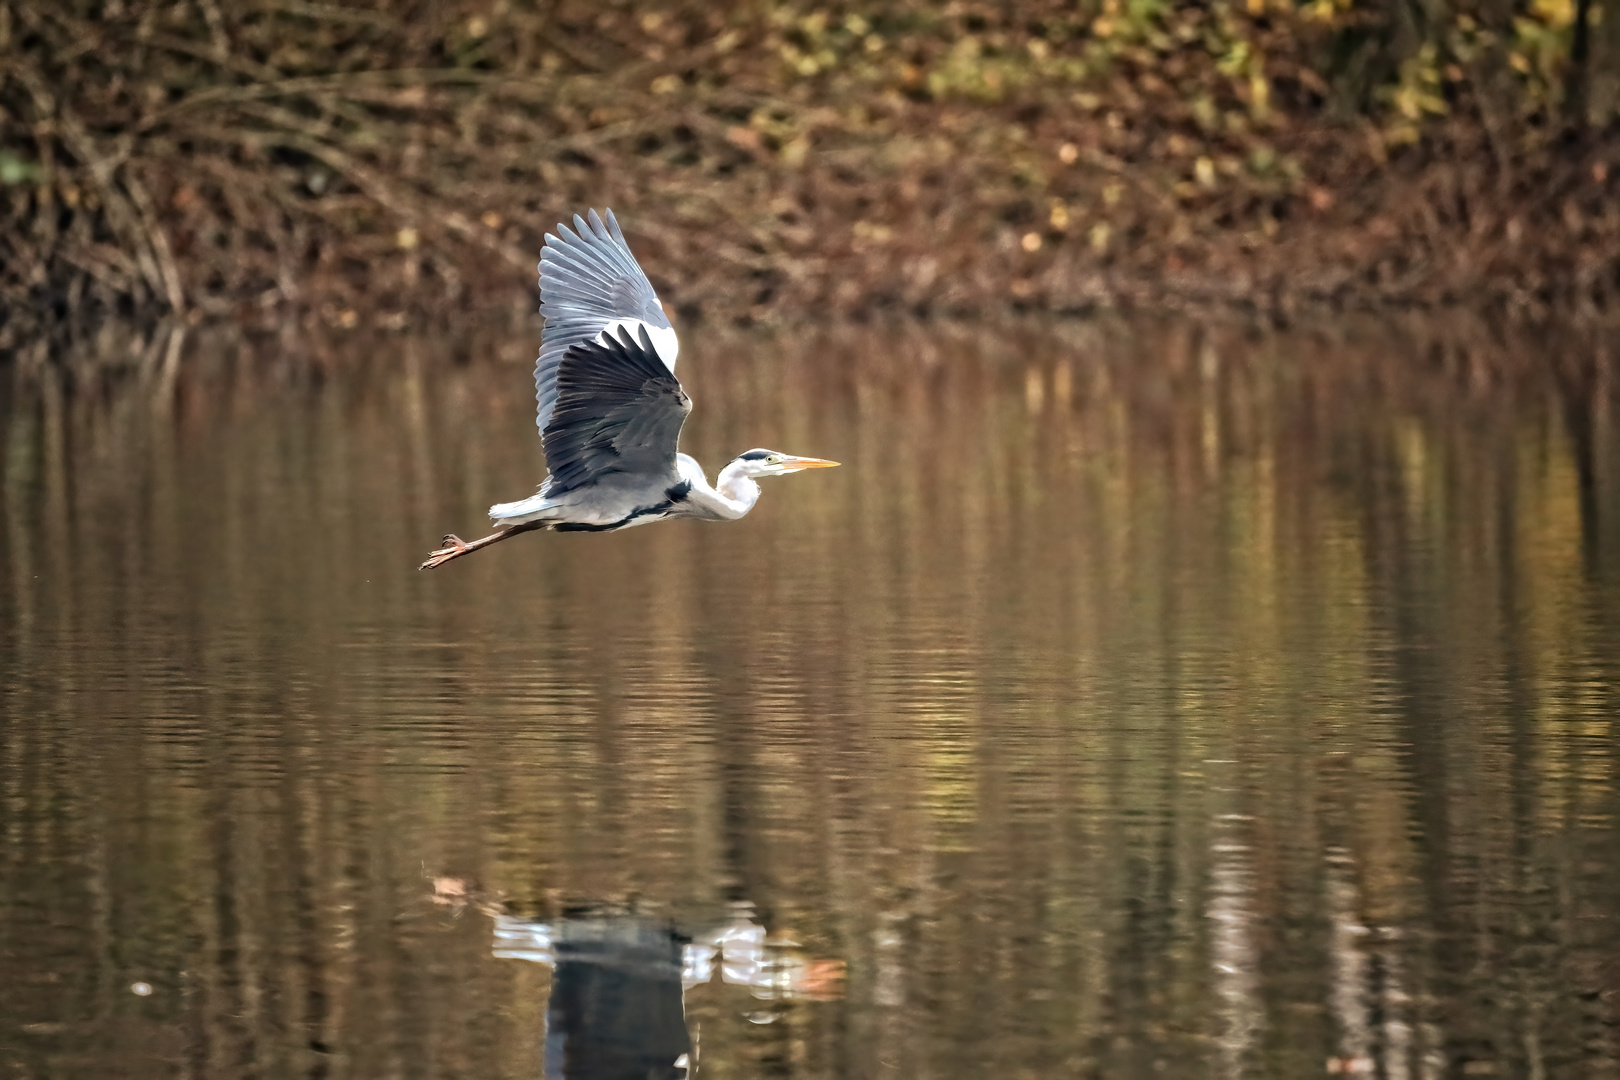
[738,450,771,461]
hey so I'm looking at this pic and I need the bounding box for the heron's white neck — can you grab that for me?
[715,459,762,515]
[678,454,760,520]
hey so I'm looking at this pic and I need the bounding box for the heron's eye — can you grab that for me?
[767,455,782,464]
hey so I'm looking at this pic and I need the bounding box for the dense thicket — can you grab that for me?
[2,0,1618,346]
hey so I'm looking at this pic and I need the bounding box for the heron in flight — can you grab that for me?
[420,209,838,570]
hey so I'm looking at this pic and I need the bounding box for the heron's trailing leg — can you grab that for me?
[419,522,542,570]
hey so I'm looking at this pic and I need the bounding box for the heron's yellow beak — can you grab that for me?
[779,456,840,472]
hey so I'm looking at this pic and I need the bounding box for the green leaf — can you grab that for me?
[0,150,44,186]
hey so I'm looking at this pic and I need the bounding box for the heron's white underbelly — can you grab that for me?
[488,491,555,525]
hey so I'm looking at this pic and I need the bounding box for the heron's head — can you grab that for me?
[731,448,840,478]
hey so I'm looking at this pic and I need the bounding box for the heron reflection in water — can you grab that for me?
[489,906,844,1080]
[421,209,838,570]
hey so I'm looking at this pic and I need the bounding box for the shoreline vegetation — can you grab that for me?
[2,0,1619,352]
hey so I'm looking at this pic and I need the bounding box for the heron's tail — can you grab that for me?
[489,490,557,527]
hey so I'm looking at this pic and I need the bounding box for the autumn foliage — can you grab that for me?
[1,0,1618,347]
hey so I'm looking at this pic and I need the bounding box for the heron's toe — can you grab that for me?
[419,534,470,570]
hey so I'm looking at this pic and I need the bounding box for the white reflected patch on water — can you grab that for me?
[492,911,841,1000]
[1324,847,1447,1079]
[1208,817,1261,1079]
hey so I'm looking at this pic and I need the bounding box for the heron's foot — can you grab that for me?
[419,534,470,571]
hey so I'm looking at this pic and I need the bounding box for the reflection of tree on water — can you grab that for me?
[489,906,843,1080]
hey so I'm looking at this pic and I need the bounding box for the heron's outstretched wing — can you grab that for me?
[542,324,692,496]
[536,208,678,436]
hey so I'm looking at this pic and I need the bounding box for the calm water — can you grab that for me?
[2,319,1618,1079]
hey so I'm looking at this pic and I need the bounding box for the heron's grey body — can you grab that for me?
[419,209,835,569]
[490,319,753,531]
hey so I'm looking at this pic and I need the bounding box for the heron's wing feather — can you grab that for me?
[542,325,692,495]
[535,209,677,435]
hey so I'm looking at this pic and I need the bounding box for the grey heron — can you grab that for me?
[420,209,837,570]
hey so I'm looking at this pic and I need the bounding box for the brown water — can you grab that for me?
[2,319,1618,1079]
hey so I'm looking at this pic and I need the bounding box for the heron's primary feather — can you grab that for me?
[541,324,692,496]
[535,209,677,436]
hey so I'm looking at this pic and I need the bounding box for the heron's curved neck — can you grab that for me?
[715,460,761,515]
[679,455,759,520]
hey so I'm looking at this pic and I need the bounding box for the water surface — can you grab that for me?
[2,318,1618,1078]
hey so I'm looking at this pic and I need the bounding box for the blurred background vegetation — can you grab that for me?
[2,0,1619,349]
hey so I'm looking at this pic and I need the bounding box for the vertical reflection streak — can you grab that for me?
[1207,813,1260,1079]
